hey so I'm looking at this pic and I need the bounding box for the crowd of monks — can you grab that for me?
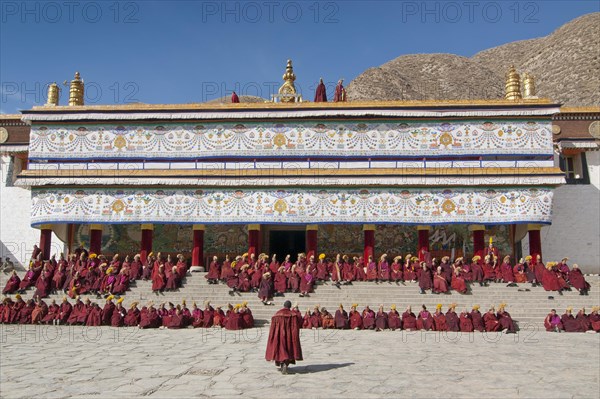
[202,246,592,302]
[544,306,600,333]
[0,293,254,330]
[2,247,188,299]
[294,303,518,333]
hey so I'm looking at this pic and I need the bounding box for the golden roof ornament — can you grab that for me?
[522,72,537,98]
[46,82,59,106]
[505,65,522,101]
[278,59,297,103]
[68,72,84,106]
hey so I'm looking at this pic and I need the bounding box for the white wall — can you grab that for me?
[0,155,63,269]
[533,150,600,274]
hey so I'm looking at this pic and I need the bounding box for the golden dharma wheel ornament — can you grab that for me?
[589,121,600,139]
[0,127,8,144]
[551,124,561,135]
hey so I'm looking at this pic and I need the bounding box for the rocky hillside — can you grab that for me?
[347,13,599,106]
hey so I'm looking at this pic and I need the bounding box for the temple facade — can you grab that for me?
[0,66,597,272]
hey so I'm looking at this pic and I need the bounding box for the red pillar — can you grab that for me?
[191,224,205,272]
[248,224,260,256]
[39,225,52,260]
[140,224,153,264]
[363,225,375,262]
[528,224,542,259]
[306,225,318,259]
[417,225,430,252]
[470,225,485,258]
[89,224,102,255]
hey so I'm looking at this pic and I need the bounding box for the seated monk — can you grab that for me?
[513,259,528,284]
[31,296,48,324]
[561,307,583,332]
[334,304,348,329]
[402,306,417,331]
[544,309,563,332]
[124,302,141,327]
[2,270,21,294]
[42,299,60,324]
[17,299,35,324]
[86,303,102,326]
[225,304,242,330]
[362,306,376,330]
[309,305,322,328]
[569,264,590,295]
[459,309,474,332]
[470,305,484,332]
[432,304,447,331]
[139,302,161,329]
[321,308,335,329]
[67,297,87,325]
[542,262,565,294]
[213,306,226,327]
[451,268,468,294]
[576,307,591,332]
[190,302,204,328]
[471,256,484,286]
[388,305,401,330]
[416,305,433,331]
[433,266,449,294]
[589,306,600,332]
[166,306,185,329]
[375,305,388,331]
[302,308,312,329]
[349,304,363,330]
[497,304,516,333]
[202,302,215,328]
[483,307,501,332]
[111,297,126,327]
[445,304,460,332]
[239,304,253,329]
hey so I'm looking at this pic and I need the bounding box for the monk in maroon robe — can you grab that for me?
[240,303,254,328]
[403,255,417,281]
[258,272,274,304]
[349,305,363,330]
[124,302,141,326]
[31,297,48,324]
[542,262,564,293]
[532,254,545,285]
[365,256,377,281]
[432,306,447,331]
[459,310,474,332]
[67,297,86,325]
[362,306,375,330]
[513,259,528,283]
[202,302,215,328]
[561,308,583,332]
[418,262,433,294]
[316,255,328,281]
[231,91,240,103]
[321,308,335,329]
[3,271,21,294]
[589,307,600,332]
[86,303,102,326]
[417,305,433,331]
[569,265,590,295]
[101,297,116,325]
[313,78,327,102]
[544,309,563,332]
[471,256,484,286]
[265,301,303,374]
[391,257,403,282]
[42,299,60,324]
[451,268,468,294]
[378,254,390,282]
[483,307,501,332]
[274,267,287,295]
[334,305,348,329]
[139,302,161,329]
[576,308,591,332]
[333,79,346,102]
[152,264,167,293]
[375,305,388,331]
[402,306,417,330]
[445,305,460,332]
[470,305,484,332]
[388,305,401,330]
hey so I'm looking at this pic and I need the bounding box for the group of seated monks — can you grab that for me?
[544,306,600,333]
[0,293,254,330]
[293,302,517,333]
[2,247,189,299]
[201,246,591,302]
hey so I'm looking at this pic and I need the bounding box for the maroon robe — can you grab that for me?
[334,309,348,329]
[349,310,363,329]
[500,262,515,283]
[313,80,327,102]
[459,313,474,332]
[265,308,303,365]
[433,311,447,331]
[388,310,401,330]
[139,307,161,329]
[569,269,590,291]
[484,312,501,332]
[417,310,433,330]
[445,310,460,331]
[402,311,417,330]
[471,310,484,332]
[362,309,375,329]
[86,305,102,326]
[111,304,126,327]
[101,302,115,325]
[2,274,20,294]
[42,303,60,323]
[542,267,563,291]
[561,313,583,332]
[433,273,449,293]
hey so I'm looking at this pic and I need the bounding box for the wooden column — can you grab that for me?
[417,225,430,252]
[363,224,375,263]
[248,224,260,256]
[89,224,103,255]
[140,224,153,264]
[469,224,486,258]
[528,224,543,259]
[191,224,205,272]
[306,225,318,260]
[39,224,52,260]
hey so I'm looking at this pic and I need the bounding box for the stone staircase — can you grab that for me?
[4,272,600,329]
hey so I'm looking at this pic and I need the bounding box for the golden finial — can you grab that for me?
[505,65,522,101]
[46,83,59,106]
[522,72,537,98]
[68,72,84,106]
[278,59,297,103]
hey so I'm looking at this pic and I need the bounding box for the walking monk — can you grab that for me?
[265,300,303,375]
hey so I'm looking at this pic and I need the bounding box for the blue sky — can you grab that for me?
[1,1,598,113]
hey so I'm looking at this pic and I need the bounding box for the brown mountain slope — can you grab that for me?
[347,13,600,106]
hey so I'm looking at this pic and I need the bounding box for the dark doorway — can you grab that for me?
[269,230,305,262]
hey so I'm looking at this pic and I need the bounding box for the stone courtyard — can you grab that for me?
[1,325,598,398]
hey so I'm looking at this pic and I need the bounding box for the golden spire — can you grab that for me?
[522,72,537,98]
[505,66,522,101]
[68,72,84,106]
[278,59,297,103]
[46,83,59,106]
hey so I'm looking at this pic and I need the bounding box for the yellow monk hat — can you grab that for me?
[391,304,396,310]
[15,294,21,300]
[242,253,248,257]
[107,295,115,301]
[566,306,573,311]
[489,237,493,245]
[182,299,186,306]
[472,304,480,310]
[436,304,442,310]
[117,297,124,304]
[352,303,358,308]
[242,301,248,307]
[89,253,97,259]
[525,255,532,261]
[130,301,138,309]
[592,306,599,312]
[319,253,326,260]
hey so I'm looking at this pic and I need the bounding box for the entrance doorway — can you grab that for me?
[268,230,305,262]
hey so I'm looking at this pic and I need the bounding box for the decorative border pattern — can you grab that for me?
[31,187,554,226]
[28,120,553,159]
